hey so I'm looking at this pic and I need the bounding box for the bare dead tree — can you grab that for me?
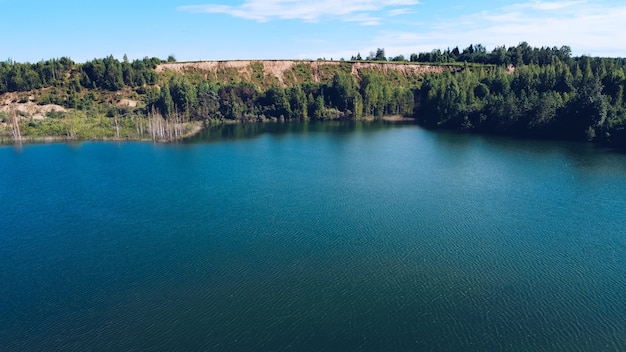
[11,111,21,141]
[114,114,120,140]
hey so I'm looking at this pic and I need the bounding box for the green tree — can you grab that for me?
[330,72,358,112]
[564,76,608,140]
[265,86,292,118]
[170,76,197,118]
[82,59,105,88]
[103,55,124,91]
[158,84,175,117]
[313,94,325,119]
[196,82,221,120]
[289,85,308,120]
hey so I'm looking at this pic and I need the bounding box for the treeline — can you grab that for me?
[146,70,415,122]
[0,55,164,94]
[416,54,626,145]
[351,42,576,66]
[408,42,576,66]
[345,43,625,146]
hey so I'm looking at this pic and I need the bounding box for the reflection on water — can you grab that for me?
[185,120,416,143]
[430,128,626,174]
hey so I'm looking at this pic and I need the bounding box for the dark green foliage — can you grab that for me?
[103,55,124,91]
[195,82,221,120]
[2,45,626,147]
[263,86,292,119]
[409,42,574,66]
[312,94,326,119]
[367,49,387,61]
[82,59,105,89]
[169,76,197,117]
[330,72,358,112]
[158,84,174,117]
[0,57,77,93]
[142,67,415,122]
[415,49,626,145]
[561,76,607,140]
[81,56,162,91]
[350,53,363,61]
[218,84,259,120]
[288,85,308,120]
[358,72,413,118]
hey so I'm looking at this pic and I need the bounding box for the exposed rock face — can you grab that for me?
[1,94,67,120]
[116,99,138,108]
[156,60,460,88]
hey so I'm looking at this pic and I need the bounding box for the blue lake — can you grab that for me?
[1,121,626,351]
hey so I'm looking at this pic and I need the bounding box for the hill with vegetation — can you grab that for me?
[1,43,625,147]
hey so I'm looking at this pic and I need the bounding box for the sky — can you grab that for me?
[1,0,626,63]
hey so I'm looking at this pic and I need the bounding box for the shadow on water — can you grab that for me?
[430,128,626,173]
[183,119,417,144]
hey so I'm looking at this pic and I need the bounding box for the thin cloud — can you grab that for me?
[369,0,626,58]
[343,13,382,26]
[514,0,583,11]
[178,0,419,25]
[387,8,413,16]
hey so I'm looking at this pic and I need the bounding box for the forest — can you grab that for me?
[1,42,625,147]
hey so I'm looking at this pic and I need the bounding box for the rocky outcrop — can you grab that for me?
[1,93,66,120]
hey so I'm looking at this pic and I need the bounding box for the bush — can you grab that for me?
[46,111,66,119]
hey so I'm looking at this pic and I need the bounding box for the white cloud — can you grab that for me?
[343,13,382,26]
[387,8,413,16]
[178,0,419,25]
[367,0,626,58]
[514,0,583,11]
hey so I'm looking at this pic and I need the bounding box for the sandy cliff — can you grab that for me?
[156,60,460,88]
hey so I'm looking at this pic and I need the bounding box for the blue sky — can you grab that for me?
[1,0,625,63]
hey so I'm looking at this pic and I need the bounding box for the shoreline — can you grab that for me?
[0,117,415,145]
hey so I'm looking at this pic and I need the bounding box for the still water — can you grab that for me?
[1,121,626,351]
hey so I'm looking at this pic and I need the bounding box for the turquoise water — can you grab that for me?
[2,121,626,351]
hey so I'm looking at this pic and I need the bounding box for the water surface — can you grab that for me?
[2,121,626,351]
